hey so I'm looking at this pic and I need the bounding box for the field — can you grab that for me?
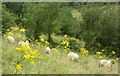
[2,33,118,74]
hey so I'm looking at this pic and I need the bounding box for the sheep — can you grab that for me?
[6,36,15,43]
[99,60,114,68]
[68,52,79,62]
[18,40,30,46]
[45,47,51,54]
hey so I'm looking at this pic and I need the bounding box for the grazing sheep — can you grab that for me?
[19,40,29,46]
[99,60,114,68]
[45,47,51,54]
[6,36,15,43]
[68,52,79,62]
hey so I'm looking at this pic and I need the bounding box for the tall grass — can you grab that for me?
[2,37,118,74]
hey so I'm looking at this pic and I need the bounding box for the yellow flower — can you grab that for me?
[112,51,115,54]
[15,48,21,51]
[96,52,102,55]
[45,41,49,44]
[70,37,75,40]
[39,36,42,38]
[36,42,40,45]
[16,34,20,37]
[40,38,44,42]
[7,32,13,36]
[14,27,19,31]
[20,29,25,33]
[16,64,22,70]
[101,50,105,52]
[7,29,10,31]
[116,58,118,60]
[99,56,103,58]
[31,55,35,59]
[30,61,35,64]
[24,54,31,59]
[64,35,67,37]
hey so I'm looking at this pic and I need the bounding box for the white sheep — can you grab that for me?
[99,60,114,68]
[18,40,29,46]
[6,36,15,43]
[68,52,79,62]
[45,47,51,54]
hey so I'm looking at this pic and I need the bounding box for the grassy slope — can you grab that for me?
[2,35,118,74]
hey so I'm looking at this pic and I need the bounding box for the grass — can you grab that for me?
[2,36,118,74]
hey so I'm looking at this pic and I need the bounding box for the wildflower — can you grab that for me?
[31,55,35,59]
[39,36,42,38]
[101,50,105,52]
[7,29,10,31]
[16,64,22,70]
[64,35,67,37]
[20,29,25,33]
[70,37,75,40]
[15,48,21,51]
[30,61,35,64]
[45,41,49,44]
[112,51,115,54]
[40,38,44,42]
[14,27,19,31]
[7,32,13,36]
[99,56,103,59]
[96,52,102,55]
[36,42,40,45]
[24,54,31,59]
[16,34,20,37]
[116,58,118,60]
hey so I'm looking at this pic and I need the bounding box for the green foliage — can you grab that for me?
[2,5,16,36]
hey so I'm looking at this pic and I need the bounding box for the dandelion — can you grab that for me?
[64,35,67,37]
[15,48,21,51]
[7,29,10,31]
[30,55,35,59]
[7,32,13,36]
[40,38,44,42]
[16,64,22,70]
[24,54,31,59]
[101,50,105,52]
[20,29,25,33]
[112,51,115,54]
[30,60,35,64]
[116,58,118,60]
[70,37,75,40]
[45,41,49,44]
[99,56,103,59]
[14,27,19,31]
[96,52,102,55]
[16,34,20,37]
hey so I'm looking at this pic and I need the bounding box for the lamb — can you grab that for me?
[45,47,51,54]
[68,52,79,62]
[6,36,15,43]
[99,60,114,68]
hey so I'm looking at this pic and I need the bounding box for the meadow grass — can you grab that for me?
[2,37,118,74]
